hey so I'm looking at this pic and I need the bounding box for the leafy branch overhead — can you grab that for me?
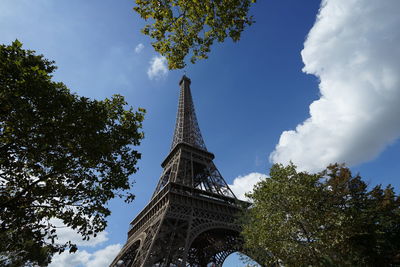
[134,0,256,69]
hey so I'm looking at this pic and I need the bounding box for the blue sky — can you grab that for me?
[1,0,399,266]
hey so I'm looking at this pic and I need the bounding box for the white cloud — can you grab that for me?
[86,244,122,267]
[229,172,268,201]
[49,249,91,267]
[51,218,108,247]
[134,43,144,53]
[49,244,122,267]
[147,55,168,80]
[270,0,400,172]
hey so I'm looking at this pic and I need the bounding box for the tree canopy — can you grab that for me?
[0,41,145,266]
[134,0,256,69]
[241,163,400,266]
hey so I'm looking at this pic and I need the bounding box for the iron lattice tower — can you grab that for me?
[111,76,248,267]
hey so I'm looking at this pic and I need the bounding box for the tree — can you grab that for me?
[0,41,145,266]
[241,163,400,266]
[134,0,256,69]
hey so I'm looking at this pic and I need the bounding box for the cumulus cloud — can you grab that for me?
[48,219,117,267]
[270,0,400,172]
[51,218,108,247]
[86,244,122,267]
[134,43,144,53]
[229,172,268,201]
[147,55,168,80]
[49,250,90,267]
[49,244,121,267]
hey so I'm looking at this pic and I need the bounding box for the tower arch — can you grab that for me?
[186,227,242,266]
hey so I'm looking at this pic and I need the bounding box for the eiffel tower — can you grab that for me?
[111,76,248,267]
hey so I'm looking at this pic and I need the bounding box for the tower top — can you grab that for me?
[179,75,191,86]
[170,75,207,151]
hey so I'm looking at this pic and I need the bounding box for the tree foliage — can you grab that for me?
[134,0,256,69]
[0,41,145,266]
[241,163,400,266]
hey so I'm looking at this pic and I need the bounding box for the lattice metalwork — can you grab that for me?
[111,184,247,267]
[111,76,255,267]
[152,143,236,199]
[171,76,207,151]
